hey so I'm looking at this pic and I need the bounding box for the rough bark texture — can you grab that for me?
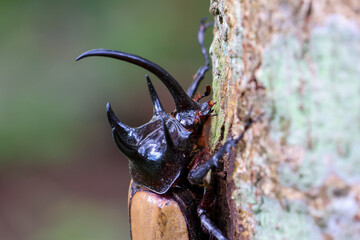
[209,0,360,239]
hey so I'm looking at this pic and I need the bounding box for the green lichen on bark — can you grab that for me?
[209,0,247,149]
[210,0,360,239]
[209,0,260,238]
[255,198,323,240]
[209,36,230,146]
[256,16,360,239]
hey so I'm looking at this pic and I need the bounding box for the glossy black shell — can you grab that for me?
[76,49,211,194]
[122,115,192,194]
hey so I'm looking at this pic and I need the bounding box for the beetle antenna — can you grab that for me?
[145,74,165,116]
[76,49,200,112]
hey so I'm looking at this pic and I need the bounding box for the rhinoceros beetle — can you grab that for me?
[76,19,257,240]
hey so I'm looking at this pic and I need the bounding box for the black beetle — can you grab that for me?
[76,19,256,240]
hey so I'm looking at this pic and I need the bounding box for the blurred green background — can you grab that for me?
[0,1,212,239]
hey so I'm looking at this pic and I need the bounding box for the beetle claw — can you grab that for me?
[145,75,165,116]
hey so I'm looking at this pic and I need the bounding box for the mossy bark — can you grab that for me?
[209,1,360,239]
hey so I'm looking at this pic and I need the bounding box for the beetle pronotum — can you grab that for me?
[77,18,257,240]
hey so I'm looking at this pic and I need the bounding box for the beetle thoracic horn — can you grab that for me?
[160,117,174,150]
[76,49,200,112]
[145,74,164,116]
[106,102,139,157]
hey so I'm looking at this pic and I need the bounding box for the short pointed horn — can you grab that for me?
[106,102,131,131]
[145,74,164,116]
[77,49,200,111]
[160,118,174,150]
[106,102,139,157]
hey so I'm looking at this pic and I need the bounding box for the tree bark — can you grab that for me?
[209,0,360,239]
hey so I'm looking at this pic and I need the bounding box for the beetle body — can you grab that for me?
[129,180,203,240]
[77,19,257,240]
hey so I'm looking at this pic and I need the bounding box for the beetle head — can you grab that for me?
[76,49,211,194]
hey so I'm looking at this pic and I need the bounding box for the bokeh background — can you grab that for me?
[0,1,212,239]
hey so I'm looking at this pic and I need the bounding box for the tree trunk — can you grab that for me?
[209,0,360,239]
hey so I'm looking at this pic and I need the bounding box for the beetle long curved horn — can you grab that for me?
[145,74,164,116]
[106,102,139,156]
[76,49,200,111]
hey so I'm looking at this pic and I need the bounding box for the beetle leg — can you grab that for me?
[187,18,214,98]
[196,184,229,240]
[188,108,262,185]
[198,208,229,240]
